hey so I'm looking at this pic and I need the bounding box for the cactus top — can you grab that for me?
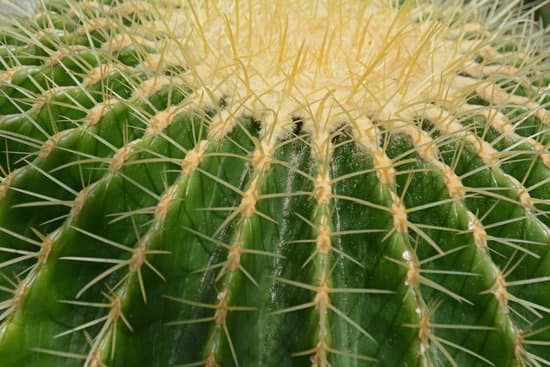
[133,0,548,153]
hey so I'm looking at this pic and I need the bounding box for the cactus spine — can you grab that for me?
[0,0,549,366]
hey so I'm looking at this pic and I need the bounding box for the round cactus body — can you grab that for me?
[0,0,549,366]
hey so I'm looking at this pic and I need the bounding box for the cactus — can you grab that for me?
[0,0,549,366]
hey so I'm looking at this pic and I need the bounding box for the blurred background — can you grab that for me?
[0,0,36,17]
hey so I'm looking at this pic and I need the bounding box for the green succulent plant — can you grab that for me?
[0,0,549,366]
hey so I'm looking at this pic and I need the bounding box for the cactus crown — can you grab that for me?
[0,0,549,366]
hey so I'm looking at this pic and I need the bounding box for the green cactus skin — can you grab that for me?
[0,0,549,366]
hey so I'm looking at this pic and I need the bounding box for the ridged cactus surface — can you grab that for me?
[0,0,549,366]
